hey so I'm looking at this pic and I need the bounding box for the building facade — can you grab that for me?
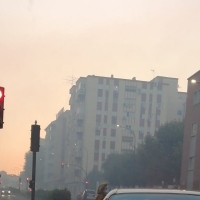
[66,75,186,194]
[181,70,200,190]
[43,108,70,189]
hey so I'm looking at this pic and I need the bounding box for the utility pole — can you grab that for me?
[30,120,40,200]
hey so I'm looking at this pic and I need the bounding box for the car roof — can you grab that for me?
[107,189,200,196]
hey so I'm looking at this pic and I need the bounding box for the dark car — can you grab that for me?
[104,188,200,200]
[1,189,11,196]
[82,189,96,200]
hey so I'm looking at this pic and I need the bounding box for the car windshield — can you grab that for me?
[109,194,200,200]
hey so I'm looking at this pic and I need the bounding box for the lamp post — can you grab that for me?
[62,163,88,189]
[116,124,136,153]
[117,124,136,187]
[191,79,200,84]
[75,143,88,181]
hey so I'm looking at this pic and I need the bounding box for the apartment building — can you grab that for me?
[181,70,200,190]
[43,108,70,189]
[66,75,186,194]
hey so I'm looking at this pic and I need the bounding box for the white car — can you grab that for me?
[104,188,200,200]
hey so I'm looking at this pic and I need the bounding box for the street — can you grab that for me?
[0,194,29,200]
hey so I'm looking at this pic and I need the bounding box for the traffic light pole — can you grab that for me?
[30,120,40,200]
[31,152,36,200]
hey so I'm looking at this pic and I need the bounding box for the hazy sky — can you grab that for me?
[0,0,200,174]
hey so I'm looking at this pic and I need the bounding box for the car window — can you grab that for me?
[109,194,200,200]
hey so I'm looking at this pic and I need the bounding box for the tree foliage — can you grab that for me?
[102,121,184,187]
[23,146,45,188]
[87,169,103,190]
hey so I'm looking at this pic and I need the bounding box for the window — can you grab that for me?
[112,103,118,111]
[157,82,162,91]
[104,103,108,111]
[141,93,146,102]
[104,115,107,123]
[150,82,154,90]
[102,153,106,161]
[149,94,153,102]
[106,79,109,85]
[94,153,99,161]
[110,141,115,149]
[192,123,198,136]
[98,78,104,84]
[112,116,117,124]
[125,86,136,92]
[140,119,145,127]
[103,128,107,136]
[111,129,116,137]
[113,92,118,103]
[102,141,106,149]
[139,131,144,140]
[93,165,98,171]
[114,79,119,86]
[95,130,100,136]
[98,89,103,97]
[142,82,147,89]
[94,140,100,149]
[193,90,200,105]
[97,102,102,110]
[177,110,182,115]
[157,94,162,103]
[96,114,101,123]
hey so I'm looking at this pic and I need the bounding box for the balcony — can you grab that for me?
[77,88,86,96]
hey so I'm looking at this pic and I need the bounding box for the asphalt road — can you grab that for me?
[0,194,29,200]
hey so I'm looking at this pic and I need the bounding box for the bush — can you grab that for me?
[48,189,71,200]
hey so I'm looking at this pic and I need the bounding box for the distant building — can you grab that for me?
[43,108,70,189]
[66,75,186,195]
[181,70,200,190]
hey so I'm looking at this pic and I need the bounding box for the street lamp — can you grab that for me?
[117,124,136,153]
[191,79,200,84]
[62,163,88,189]
[74,143,88,180]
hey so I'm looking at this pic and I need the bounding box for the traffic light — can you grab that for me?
[61,162,64,168]
[29,180,34,189]
[30,123,40,152]
[85,181,88,184]
[0,87,5,129]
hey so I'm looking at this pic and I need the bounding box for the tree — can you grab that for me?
[136,120,184,186]
[87,170,102,190]
[23,146,45,189]
[102,121,184,187]
[102,152,135,187]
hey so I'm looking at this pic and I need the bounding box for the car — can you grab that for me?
[81,189,96,200]
[1,189,11,196]
[104,188,200,200]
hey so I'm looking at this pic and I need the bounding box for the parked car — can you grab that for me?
[81,189,96,200]
[104,188,200,200]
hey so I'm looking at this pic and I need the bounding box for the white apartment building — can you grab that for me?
[66,75,186,194]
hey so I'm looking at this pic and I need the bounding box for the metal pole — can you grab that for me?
[31,152,37,200]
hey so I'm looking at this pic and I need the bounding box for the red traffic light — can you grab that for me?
[85,181,88,184]
[0,87,5,129]
[61,162,64,166]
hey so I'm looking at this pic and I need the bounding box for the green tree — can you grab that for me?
[136,120,184,186]
[87,169,103,190]
[102,152,135,187]
[23,146,45,188]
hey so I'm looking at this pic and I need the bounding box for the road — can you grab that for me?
[0,194,29,200]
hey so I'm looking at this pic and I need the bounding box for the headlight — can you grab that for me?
[2,191,4,193]
[8,191,11,193]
